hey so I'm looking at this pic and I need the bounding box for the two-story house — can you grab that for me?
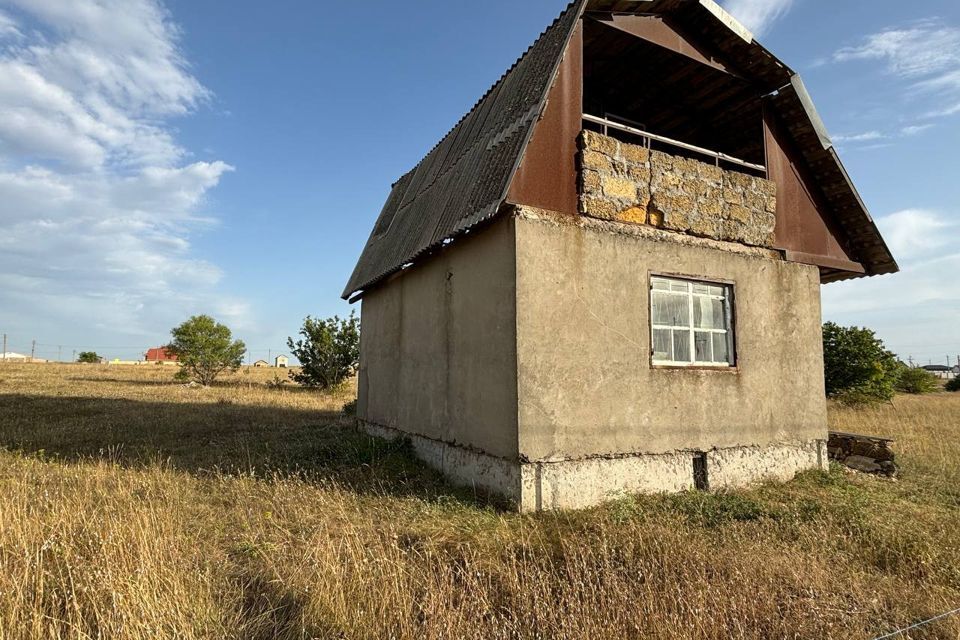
[342,0,897,510]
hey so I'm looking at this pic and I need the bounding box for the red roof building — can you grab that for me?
[145,347,177,362]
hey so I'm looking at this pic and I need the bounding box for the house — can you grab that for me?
[275,355,289,368]
[922,365,956,380]
[342,0,897,510]
[253,360,270,368]
[0,352,30,363]
[144,347,177,364]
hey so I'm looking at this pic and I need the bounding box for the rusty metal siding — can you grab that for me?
[506,23,583,216]
[764,108,855,265]
[343,2,586,299]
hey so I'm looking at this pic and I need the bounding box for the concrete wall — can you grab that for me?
[357,201,828,509]
[357,217,520,461]
[514,210,828,465]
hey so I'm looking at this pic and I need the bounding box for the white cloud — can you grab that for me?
[822,209,960,360]
[831,131,885,143]
[829,124,934,148]
[0,0,243,345]
[925,101,960,118]
[721,0,794,38]
[833,20,960,78]
[874,209,954,262]
[832,20,960,119]
[901,123,934,136]
[0,8,19,38]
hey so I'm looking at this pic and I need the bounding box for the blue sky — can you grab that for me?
[0,0,957,366]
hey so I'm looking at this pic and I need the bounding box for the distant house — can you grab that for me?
[253,360,269,368]
[922,365,956,379]
[343,1,897,510]
[145,347,177,363]
[0,352,30,362]
[275,355,289,368]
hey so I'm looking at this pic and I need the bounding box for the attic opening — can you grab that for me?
[582,15,766,175]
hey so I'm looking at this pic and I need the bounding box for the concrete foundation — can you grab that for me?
[361,419,824,511]
[360,420,521,499]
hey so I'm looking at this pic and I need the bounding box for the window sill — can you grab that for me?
[651,364,740,373]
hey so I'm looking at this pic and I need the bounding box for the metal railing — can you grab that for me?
[583,113,766,174]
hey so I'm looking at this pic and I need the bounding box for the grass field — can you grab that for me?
[1,363,959,639]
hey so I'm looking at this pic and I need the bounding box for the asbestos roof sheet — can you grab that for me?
[342,2,586,298]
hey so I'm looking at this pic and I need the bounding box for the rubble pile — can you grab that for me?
[828,431,897,477]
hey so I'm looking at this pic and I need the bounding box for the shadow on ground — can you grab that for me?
[0,393,501,507]
[65,376,325,395]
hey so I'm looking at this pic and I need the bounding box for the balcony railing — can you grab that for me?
[583,113,767,174]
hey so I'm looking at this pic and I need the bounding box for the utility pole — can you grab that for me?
[908,355,914,368]
[72,350,76,363]
[57,346,62,362]
[1,334,5,360]
[268,349,271,365]
[31,340,35,361]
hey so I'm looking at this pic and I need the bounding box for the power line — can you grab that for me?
[871,605,960,640]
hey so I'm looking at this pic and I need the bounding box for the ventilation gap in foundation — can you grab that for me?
[693,453,709,491]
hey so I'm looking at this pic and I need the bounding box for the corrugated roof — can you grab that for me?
[342,1,586,299]
[344,0,896,298]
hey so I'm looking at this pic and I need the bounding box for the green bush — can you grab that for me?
[822,322,899,404]
[167,315,246,386]
[76,351,101,364]
[895,366,940,394]
[287,312,360,390]
[946,376,960,392]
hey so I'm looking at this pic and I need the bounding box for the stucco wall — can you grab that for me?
[514,210,827,463]
[357,217,520,460]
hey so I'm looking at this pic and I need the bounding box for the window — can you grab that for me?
[650,276,735,367]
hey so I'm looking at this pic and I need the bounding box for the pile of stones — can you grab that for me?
[828,431,897,477]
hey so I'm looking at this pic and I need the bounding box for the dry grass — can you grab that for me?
[1,363,959,639]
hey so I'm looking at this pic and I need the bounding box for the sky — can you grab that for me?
[0,0,958,366]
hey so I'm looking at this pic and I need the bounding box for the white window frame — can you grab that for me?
[650,275,736,368]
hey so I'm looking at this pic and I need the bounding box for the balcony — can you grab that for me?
[579,114,777,249]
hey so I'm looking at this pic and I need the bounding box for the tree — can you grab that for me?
[77,351,101,364]
[895,366,940,394]
[167,315,246,386]
[287,312,360,390]
[822,322,899,403]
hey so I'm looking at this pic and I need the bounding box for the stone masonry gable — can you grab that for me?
[579,131,777,248]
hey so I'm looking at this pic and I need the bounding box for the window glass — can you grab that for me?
[650,275,734,367]
[694,331,712,362]
[652,291,689,326]
[652,328,672,361]
[672,330,691,363]
[693,297,725,330]
[651,278,671,291]
[712,333,730,364]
